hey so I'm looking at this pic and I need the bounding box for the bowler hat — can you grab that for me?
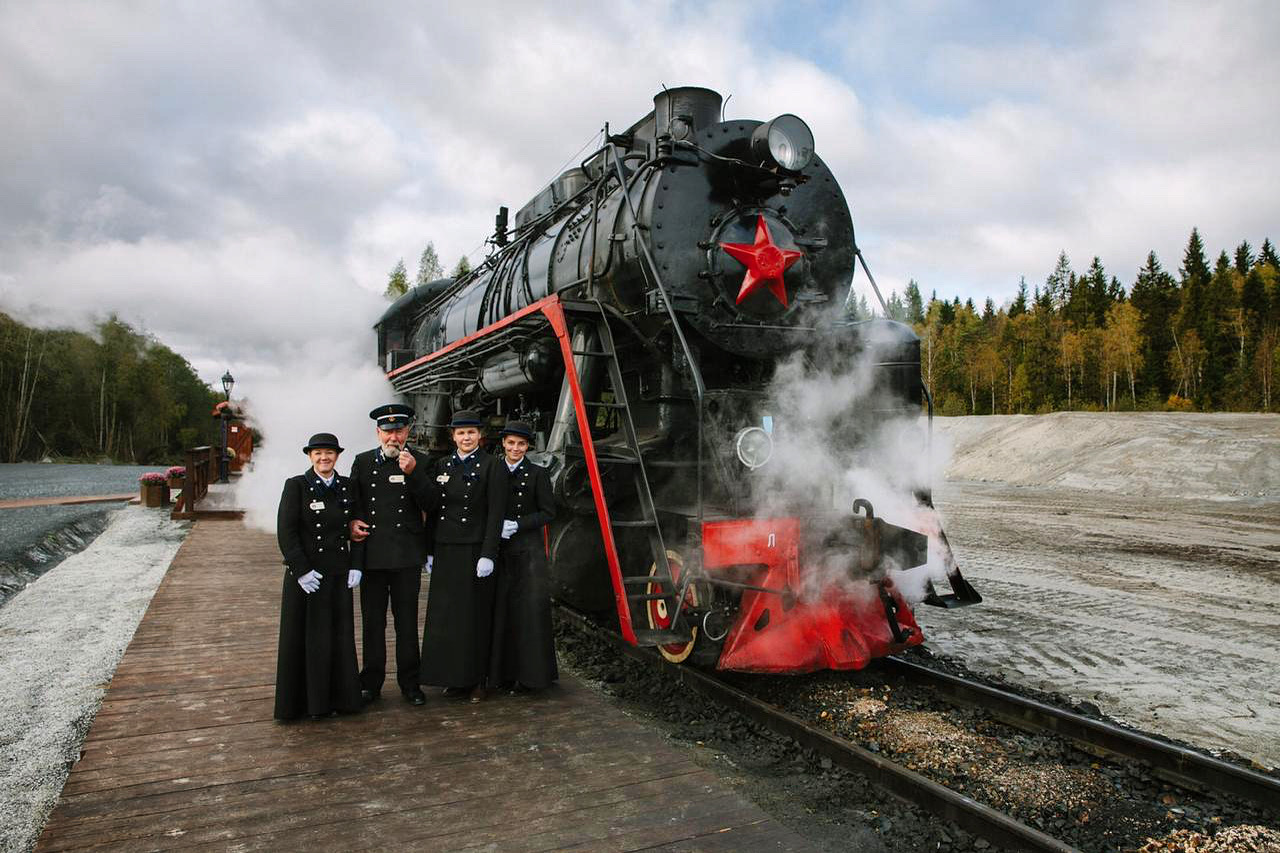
[449,409,483,428]
[370,402,414,430]
[303,432,344,453]
[499,419,534,441]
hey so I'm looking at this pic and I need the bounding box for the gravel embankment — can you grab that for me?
[0,506,187,853]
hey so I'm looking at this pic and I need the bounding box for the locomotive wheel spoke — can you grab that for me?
[645,550,698,663]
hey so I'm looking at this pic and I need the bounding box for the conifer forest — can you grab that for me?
[873,229,1279,416]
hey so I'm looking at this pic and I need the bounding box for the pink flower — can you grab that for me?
[139,472,168,484]
[166,466,186,478]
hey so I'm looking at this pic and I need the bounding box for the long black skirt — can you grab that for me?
[490,546,558,689]
[274,570,362,720]
[420,542,496,688]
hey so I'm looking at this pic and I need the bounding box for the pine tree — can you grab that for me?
[885,291,908,322]
[1045,252,1072,312]
[1176,230,1212,381]
[1129,251,1178,402]
[452,255,472,278]
[416,242,443,286]
[1085,258,1113,326]
[384,259,409,300]
[1234,240,1255,275]
[1241,265,1269,405]
[904,279,924,324]
[1200,248,1237,407]
[1107,275,1125,305]
[1259,238,1280,270]
[1008,277,1028,318]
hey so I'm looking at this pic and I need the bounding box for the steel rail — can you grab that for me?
[884,655,1280,810]
[557,605,1077,853]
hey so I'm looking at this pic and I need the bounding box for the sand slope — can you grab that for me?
[919,412,1280,768]
[937,412,1280,499]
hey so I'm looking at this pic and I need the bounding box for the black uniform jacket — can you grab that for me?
[348,447,437,571]
[277,470,355,578]
[429,449,505,561]
[503,459,554,553]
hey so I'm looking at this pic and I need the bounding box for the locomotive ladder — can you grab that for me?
[564,299,694,647]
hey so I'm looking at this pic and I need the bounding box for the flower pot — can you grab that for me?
[167,475,185,490]
[141,482,169,508]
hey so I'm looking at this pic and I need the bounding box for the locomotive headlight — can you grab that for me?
[734,426,773,470]
[751,114,815,172]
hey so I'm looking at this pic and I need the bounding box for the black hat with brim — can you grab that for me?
[303,432,344,453]
[449,409,483,428]
[370,403,414,431]
[499,419,534,441]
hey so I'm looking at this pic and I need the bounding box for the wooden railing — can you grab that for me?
[171,446,217,518]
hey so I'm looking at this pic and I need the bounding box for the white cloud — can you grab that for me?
[1,0,1277,385]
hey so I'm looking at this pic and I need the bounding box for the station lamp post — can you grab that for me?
[219,370,235,484]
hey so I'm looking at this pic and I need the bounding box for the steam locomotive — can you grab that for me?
[376,86,978,673]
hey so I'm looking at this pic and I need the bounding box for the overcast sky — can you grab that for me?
[2,0,1277,399]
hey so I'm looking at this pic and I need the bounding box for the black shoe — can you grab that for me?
[360,688,379,705]
[442,686,469,698]
[402,687,426,706]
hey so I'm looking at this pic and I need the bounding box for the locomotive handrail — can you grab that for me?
[605,142,708,531]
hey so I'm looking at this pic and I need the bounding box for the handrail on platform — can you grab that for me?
[171,446,217,518]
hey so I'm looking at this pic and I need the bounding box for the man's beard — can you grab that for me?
[381,441,402,460]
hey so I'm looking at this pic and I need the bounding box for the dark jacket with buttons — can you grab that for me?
[277,470,355,578]
[502,459,554,553]
[348,447,437,571]
[429,449,505,560]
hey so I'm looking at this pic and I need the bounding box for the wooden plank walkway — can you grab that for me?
[36,519,814,852]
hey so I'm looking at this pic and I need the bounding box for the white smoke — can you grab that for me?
[753,312,957,605]
[237,349,396,535]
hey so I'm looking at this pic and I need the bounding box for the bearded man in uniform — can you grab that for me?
[348,403,435,706]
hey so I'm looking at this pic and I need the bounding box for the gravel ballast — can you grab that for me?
[0,506,188,853]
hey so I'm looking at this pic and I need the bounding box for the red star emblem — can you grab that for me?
[719,215,803,307]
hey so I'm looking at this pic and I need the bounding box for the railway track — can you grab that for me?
[882,655,1280,811]
[556,604,1279,852]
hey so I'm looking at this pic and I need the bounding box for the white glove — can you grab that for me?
[297,570,322,594]
[347,569,362,588]
[475,557,494,578]
[425,555,433,575]
[501,519,518,539]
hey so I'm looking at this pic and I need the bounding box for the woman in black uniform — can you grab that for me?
[489,420,558,692]
[420,411,505,702]
[274,432,363,721]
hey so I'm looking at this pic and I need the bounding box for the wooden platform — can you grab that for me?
[36,519,814,852]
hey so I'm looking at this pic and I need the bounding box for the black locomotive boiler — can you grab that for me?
[376,86,978,672]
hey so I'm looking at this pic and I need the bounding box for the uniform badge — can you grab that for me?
[389,474,405,483]
[309,501,325,510]
[436,474,450,483]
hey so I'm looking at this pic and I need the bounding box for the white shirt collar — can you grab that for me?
[456,448,477,462]
[316,471,335,487]
[506,458,522,472]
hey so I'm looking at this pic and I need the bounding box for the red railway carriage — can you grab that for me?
[377,87,979,672]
